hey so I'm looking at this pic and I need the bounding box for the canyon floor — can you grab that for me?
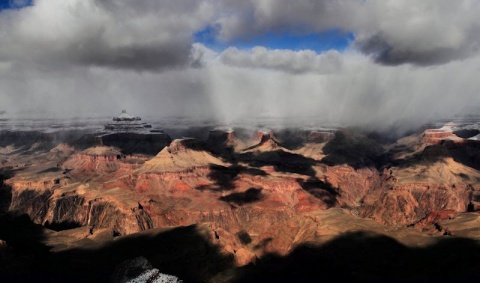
[2,123,480,282]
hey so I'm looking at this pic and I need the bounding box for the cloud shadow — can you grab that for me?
[230,231,480,282]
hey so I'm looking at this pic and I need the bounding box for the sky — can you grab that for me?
[0,0,479,133]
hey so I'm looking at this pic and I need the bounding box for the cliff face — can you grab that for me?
[359,183,472,226]
[206,128,237,156]
[347,125,480,229]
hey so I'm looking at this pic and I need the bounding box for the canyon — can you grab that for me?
[1,124,480,282]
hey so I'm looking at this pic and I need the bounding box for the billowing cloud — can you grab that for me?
[213,0,351,42]
[1,0,479,69]
[213,0,480,66]
[0,0,214,71]
[220,47,342,74]
[353,1,480,65]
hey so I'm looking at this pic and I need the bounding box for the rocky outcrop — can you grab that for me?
[241,129,283,152]
[358,157,480,226]
[111,256,182,283]
[139,138,228,174]
[319,165,381,208]
[422,125,463,146]
[207,127,237,155]
[44,194,86,230]
[254,129,276,143]
[360,183,471,226]
[422,129,455,145]
[8,189,53,223]
[61,146,143,183]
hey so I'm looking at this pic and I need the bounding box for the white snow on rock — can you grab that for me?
[111,256,182,283]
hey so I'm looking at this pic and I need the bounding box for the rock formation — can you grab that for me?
[206,127,238,156]
[2,123,480,281]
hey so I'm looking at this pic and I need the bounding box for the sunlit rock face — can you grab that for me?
[2,121,480,281]
[422,123,463,146]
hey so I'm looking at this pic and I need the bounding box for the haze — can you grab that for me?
[0,0,479,133]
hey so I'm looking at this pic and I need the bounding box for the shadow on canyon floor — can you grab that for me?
[201,157,340,208]
[0,214,50,281]
[296,177,339,207]
[321,129,386,170]
[219,187,264,206]
[388,142,480,173]
[447,143,480,171]
[197,164,267,192]
[272,129,311,151]
[237,150,319,176]
[229,231,480,283]
[0,169,13,213]
[0,215,234,283]
[3,216,480,282]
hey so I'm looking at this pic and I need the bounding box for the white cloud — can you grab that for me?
[220,47,342,74]
[214,0,480,65]
[204,46,480,133]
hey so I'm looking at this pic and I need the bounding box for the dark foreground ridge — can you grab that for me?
[1,214,480,282]
[229,232,480,283]
[0,214,232,283]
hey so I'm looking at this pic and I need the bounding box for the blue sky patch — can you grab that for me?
[0,0,33,11]
[194,27,354,53]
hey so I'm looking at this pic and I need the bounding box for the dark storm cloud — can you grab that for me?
[73,42,192,71]
[0,0,214,71]
[212,0,356,43]
[213,0,480,67]
[1,0,478,70]
[356,31,480,66]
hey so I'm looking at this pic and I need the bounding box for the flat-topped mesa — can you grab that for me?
[93,111,171,155]
[61,146,125,175]
[82,145,122,155]
[105,109,152,132]
[422,122,463,146]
